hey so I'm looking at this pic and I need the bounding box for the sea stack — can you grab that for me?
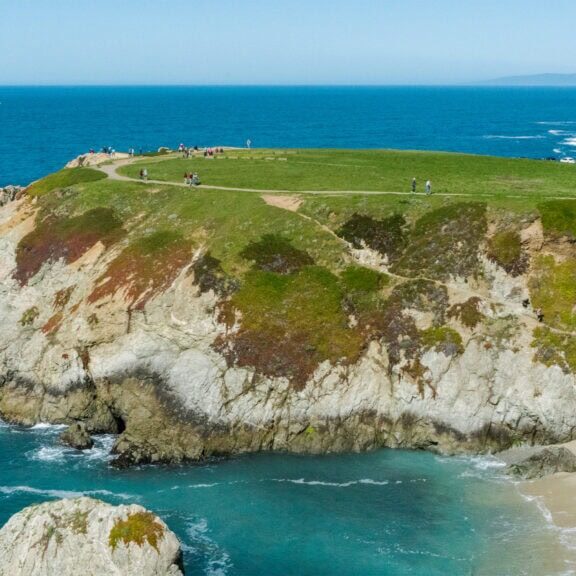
[0,498,185,576]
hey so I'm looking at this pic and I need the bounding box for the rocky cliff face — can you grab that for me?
[0,497,184,576]
[2,168,576,465]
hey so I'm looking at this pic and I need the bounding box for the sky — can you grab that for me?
[1,0,575,85]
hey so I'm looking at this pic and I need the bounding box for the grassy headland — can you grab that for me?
[16,148,576,388]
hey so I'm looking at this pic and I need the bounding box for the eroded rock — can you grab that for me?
[506,447,576,479]
[60,421,94,450]
[0,497,184,576]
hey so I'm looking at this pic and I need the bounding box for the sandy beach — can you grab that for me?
[501,441,576,573]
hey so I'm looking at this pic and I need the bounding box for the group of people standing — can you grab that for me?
[412,178,432,195]
[184,172,201,186]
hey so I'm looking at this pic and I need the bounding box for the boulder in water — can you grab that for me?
[0,497,185,576]
[59,422,94,450]
[506,446,576,479]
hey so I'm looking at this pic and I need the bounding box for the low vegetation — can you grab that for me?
[538,200,576,239]
[119,148,576,198]
[27,168,106,198]
[448,297,484,329]
[487,230,528,276]
[240,234,315,274]
[392,203,487,280]
[529,255,576,331]
[337,213,407,262]
[89,230,192,310]
[109,512,164,552]
[532,327,576,374]
[15,207,124,285]
[14,147,576,383]
[216,266,365,389]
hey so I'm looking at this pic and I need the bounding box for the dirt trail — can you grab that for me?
[96,157,576,200]
[95,157,576,338]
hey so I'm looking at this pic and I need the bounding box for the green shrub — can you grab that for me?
[532,327,576,373]
[109,512,164,552]
[487,230,527,276]
[538,200,576,239]
[393,203,487,280]
[27,168,106,197]
[337,213,407,262]
[420,326,464,356]
[529,255,576,330]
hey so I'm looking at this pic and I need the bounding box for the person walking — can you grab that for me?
[425,180,432,195]
[411,178,417,193]
[142,168,148,182]
[246,139,252,150]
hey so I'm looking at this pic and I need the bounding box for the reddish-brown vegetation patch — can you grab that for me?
[42,312,63,336]
[214,267,364,389]
[15,208,124,285]
[53,286,76,310]
[448,297,484,329]
[89,230,192,310]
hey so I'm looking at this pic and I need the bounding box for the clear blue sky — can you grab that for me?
[1,0,575,85]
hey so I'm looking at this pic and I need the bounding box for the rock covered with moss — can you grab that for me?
[0,497,184,576]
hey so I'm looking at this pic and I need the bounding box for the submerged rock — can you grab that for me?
[60,422,94,450]
[506,446,576,479]
[0,497,185,576]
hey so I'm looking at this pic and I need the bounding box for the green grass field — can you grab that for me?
[118,148,576,198]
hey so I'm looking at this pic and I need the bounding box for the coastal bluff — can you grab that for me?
[2,148,576,465]
[0,497,184,576]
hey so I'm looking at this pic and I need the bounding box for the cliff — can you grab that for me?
[1,149,576,465]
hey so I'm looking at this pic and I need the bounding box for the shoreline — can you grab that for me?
[499,441,576,574]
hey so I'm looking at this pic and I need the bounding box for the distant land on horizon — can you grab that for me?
[482,73,576,86]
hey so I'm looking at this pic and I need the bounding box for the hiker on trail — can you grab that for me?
[184,172,190,185]
[142,168,148,181]
[192,172,200,186]
[246,139,252,149]
[425,180,432,195]
[411,178,417,193]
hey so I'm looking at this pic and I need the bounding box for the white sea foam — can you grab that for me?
[484,135,545,140]
[268,477,426,487]
[563,137,576,147]
[30,423,67,431]
[548,130,575,137]
[537,121,576,126]
[28,446,68,463]
[0,485,134,501]
[185,518,232,576]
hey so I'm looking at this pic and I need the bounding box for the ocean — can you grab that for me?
[1,86,576,574]
[0,422,571,576]
[1,86,576,187]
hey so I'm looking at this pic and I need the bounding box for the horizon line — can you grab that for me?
[2,82,576,89]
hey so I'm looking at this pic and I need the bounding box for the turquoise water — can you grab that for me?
[1,86,576,186]
[0,422,568,575]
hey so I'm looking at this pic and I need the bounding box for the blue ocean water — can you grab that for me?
[1,86,576,186]
[0,422,570,575]
[1,86,576,574]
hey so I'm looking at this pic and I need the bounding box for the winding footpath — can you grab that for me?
[95,156,576,340]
